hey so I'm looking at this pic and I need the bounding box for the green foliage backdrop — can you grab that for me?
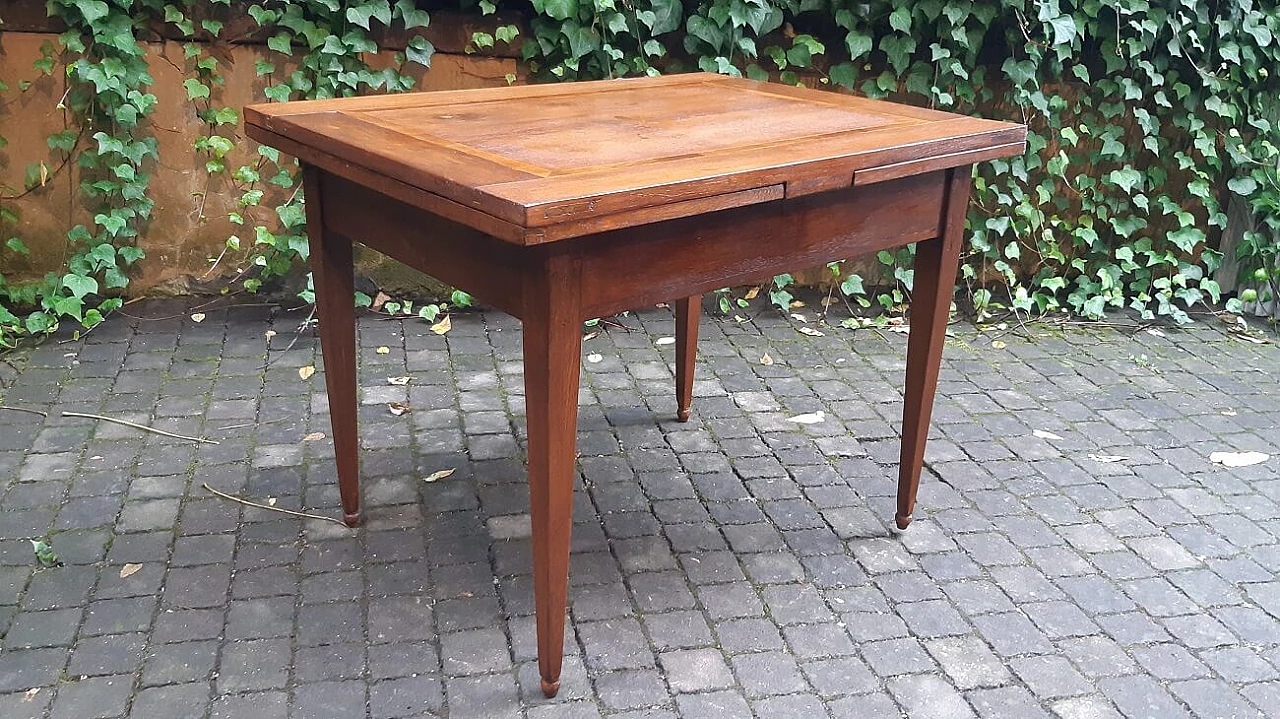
[0,0,1278,347]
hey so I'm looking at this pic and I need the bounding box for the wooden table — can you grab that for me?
[245,74,1025,697]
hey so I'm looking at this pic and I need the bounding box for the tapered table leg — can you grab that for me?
[674,295,700,422]
[303,166,361,527]
[897,166,972,530]
[522,253,583,698]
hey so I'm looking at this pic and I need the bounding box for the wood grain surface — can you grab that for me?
[245,73,1026,243]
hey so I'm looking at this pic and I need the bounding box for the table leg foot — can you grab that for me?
[343,510,361,528]
[674,296,699,423]
[895,513,912,530]
[540,678,561,698]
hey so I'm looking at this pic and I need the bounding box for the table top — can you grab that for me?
[245,73,1024,244]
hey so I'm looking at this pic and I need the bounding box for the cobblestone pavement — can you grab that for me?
[1,297,1279,719]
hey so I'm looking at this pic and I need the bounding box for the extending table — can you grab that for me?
[245,73,1025,697]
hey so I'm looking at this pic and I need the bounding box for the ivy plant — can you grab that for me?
[1,0,1278,350]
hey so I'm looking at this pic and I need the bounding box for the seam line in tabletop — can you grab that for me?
[350,111,557,178]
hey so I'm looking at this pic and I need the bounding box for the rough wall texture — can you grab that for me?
[0,13,520,297]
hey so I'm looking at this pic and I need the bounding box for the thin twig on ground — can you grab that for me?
[201,483,348,525]
[0,405,47,417]
[61,411,218,444]
[264,305,317,368]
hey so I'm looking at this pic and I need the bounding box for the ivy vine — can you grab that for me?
[1,0,1278,349]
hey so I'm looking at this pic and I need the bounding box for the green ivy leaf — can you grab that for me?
[647,0,683,35]
[1168,227,1205,253]
[561,21,600,59]
[395,0,430,29]
[1047,14,1077,45]
[346,0,393,30]
[1107,167,1143,194]
[845,31,873,60]
[61,273,98,299]
[407,36,435,66]
[829,62,857,89]
[1228,177,1258,195]
[267,33,293,56]
[182,78,210,100]
[889,7,911,33]
[535,0,579,22]
[73,0,110,24]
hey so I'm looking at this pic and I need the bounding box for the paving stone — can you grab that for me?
[4,608,81,648]
[924,636,1012,690]
[751,692,827,719]
[675,690,752,719]
[67,632,146,676]
[49,675,131,719]
[293,680,368,719]
[594,668,669,711]
[1010,655,1094,699]
[659,648,735,693]
[217,639,291,692]
[444,673,521,719]
[132,683,212,719]
[1098,676,1192,719]
[141,639,219,686]
[731,650,807,697]
[967,686,1052,719]
[642,609,714,651]
[887,674,976,719]
[440,627,512,675]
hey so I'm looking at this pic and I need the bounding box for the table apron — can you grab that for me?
[574,170,947,319]
[319,172,530,318]
[317,168,947,322]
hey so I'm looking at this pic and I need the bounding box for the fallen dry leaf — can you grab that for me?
[583,331,599,342]
[790,300,806,308]
[787,411,826,425]
[1210,451,1269,468]
[190,313,206,323]
[1087,454,1128,463]
[587,353,603,363]
[744,286,760,301]
[303,432,326,441]
[376,346,390,354]
[790,313,809,323]
[298,365,316,380]
[798,326,825,337]
[387,376,412,386]
[991,340,1008,349]
[423,468,456,483]
[760,353,774,366]
[372,291,391,310]
[431,316,452,335]
[388,402,411,416]
[119,563,142,578]
[655,336,676,346]
[733,314,748,323]
[1033,429,1064,441]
